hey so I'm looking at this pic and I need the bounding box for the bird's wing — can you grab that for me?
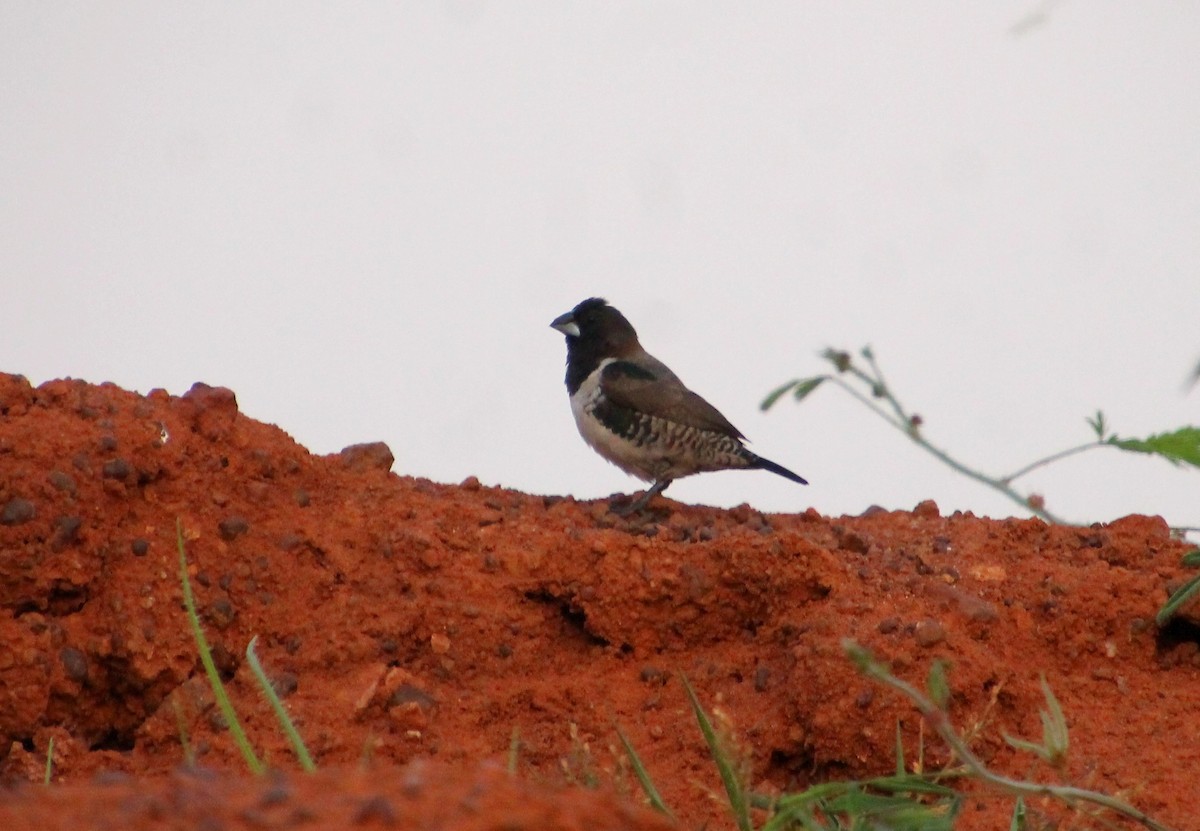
[599,359,746,440]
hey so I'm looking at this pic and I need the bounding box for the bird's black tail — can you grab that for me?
[749,454,808,485]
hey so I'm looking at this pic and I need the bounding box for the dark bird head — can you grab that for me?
[550,297,641,392]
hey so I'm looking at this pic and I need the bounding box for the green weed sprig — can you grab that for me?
[618,676,958,830]
[845,641,1175,831]
[176,519,316,773]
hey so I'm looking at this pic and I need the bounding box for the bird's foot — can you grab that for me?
[610,494,652,516]
[609,480,672,516]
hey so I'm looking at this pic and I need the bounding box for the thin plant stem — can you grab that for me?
[823,372,1073,525]
[1000,441,1107,486]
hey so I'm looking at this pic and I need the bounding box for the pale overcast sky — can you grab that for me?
[2,3,1197,533]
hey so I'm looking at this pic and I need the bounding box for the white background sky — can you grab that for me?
[2,3,1197,534]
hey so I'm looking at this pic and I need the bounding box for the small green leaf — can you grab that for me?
[1085,410,1107,439]
[1037,674,1069,766]
[1002,674,1068,768]
[792,376,825,402]
[1003,733,1049,759]
[927,660,951,711]
[761,380,800,411]
[1109,426,1200,469]
[843,639,884,676]
[1181,547,1200,568]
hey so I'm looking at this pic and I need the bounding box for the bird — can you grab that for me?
[549,297,807,514]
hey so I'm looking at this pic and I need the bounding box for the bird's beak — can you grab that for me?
[550,311,580,337]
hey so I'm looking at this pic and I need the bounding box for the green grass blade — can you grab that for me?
[1156,572,1200,626]
[507,726,520,775]
[172,697,196,768]
[681,674,753,831]
[616,724,676,818]
[1010,796,1026,830]
[43,736,53,785]
[894,721,905,778]
[176,519,264,774]
[825,788,955,831]
[245,635,315,772]
[864,774,958,796]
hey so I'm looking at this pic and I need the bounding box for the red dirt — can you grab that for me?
[0,373,1196,830]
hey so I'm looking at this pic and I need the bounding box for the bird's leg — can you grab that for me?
[613,479,672,516]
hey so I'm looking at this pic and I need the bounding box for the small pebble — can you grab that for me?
[877,617,900,634]
[60,646,88,681]
[218,516,250,541]
[47,471,76,494]
[53,515,83,546]
[102,458,131,480]
[1,497,35,526]
[352,794,396,826]
[914,620,947,647]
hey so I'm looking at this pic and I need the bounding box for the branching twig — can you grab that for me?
[817,349,1075,524]
[763,347,1200,530]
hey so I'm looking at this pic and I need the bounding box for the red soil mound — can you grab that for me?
[0,373,1196,830]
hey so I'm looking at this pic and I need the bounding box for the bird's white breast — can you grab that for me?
[568,358,656,482]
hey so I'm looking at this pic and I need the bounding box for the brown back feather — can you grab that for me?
[599,358,746,441]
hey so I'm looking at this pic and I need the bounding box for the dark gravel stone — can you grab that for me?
[339,441,395,473]
[53,515,83,547]
[1,497,35,526]
[131,538,150,556]
[207,597,237,629]
[639,666,667,684]
[271,671,299,698]
[387,684,436,710]
[48,471,77,494]
[60,646,88,681]
[102,458,131,480]
[217,516,250,541]
[352,795,396,826]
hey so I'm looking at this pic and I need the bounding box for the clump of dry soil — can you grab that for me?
[0,373,1196,830]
